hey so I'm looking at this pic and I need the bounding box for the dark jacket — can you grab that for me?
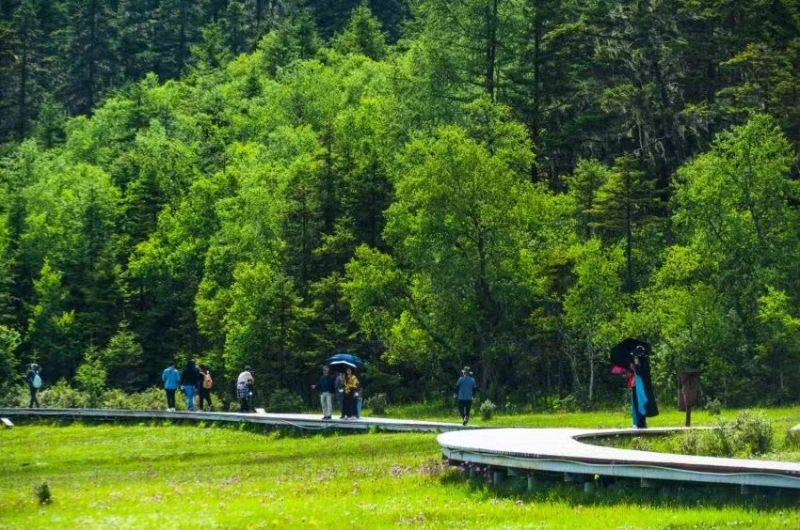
[318,374,336,393]
[181,362,201,387]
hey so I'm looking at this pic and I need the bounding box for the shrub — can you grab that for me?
[131,387,180,410]
[101,388,129,409]
[705,397,722,415]
[732,410,773,456]
[708,411,773,457]
[553,394,581,413]
[479,399,496,420]
[503,400,518,415]
[785,427,800,449]
[36,482,52,505]
[38,380,89,408]
[267,388,304,412]
[0,385,29,407]
[102,386,174,411]
[366,393,388,415]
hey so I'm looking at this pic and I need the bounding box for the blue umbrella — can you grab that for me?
[326,352,364,371]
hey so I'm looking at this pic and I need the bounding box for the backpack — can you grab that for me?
[202,372,213,389]
[32,373,42,389]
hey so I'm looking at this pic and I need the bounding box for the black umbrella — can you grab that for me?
[610,338,650,368]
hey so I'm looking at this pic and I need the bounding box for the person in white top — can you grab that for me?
[236,366,254,412]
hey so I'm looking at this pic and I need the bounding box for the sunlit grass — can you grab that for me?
[2,421,800,528]
[382,402,800,430]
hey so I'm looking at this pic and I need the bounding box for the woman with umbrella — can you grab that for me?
[611,339,658,428]
[326,353,364,420]
[343,367,361,420]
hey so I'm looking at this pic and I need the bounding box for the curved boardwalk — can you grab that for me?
[0,407,464,433]
[7,408,800,491]
[438,428,800,490]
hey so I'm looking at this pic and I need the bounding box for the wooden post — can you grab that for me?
[685,406,692,427]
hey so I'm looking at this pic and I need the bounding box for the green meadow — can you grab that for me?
[2,408,800,529]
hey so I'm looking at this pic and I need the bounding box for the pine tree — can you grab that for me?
[25,260,80,380]
[332,4,387,60]
[60,0,119,114]
[589,155,662,292]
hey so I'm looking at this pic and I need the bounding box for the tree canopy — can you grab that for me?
[1,0,799,408]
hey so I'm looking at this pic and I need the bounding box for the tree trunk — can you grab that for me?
[484,0,499,101]
[588,347,595,403]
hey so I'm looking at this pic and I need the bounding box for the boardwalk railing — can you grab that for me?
[0,407,467,433]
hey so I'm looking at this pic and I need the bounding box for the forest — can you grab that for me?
[1,0,799,409]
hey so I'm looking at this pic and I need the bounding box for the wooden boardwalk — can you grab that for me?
[438,428,800,490]
[7,407,800,490]
[0,407,465,433]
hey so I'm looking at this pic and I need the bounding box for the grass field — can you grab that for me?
[385,402,800,430]
[2,409,800,529]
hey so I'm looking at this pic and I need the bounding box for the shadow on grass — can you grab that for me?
[440,467,800,511]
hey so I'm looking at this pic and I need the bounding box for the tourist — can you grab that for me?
[335,371,345,419]
[627,345,659,428]
[312,365,336,420]
[161,361,180,412]
[455,366,477,425]
[237,366,255,412]
[180,359,202,412]
[343,367,360,419]
[26,363,42,408]
[198,364,213,411]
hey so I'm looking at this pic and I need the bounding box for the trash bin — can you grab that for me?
[678,369,701,426]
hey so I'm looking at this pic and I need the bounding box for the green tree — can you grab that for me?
[333,4,387,60]
[25,260,79,380]
[757,288,800,401]
[75,346,107,406]
[589,154,662,292]
[565,159,613,240]
[562,239,625,403]
[100,321,145,391]
[0,324,21,388]
[60,0,119,114]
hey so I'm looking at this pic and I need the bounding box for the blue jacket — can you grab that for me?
[162,367,180,390]
[455,375,476,401]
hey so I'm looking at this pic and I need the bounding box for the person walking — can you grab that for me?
[312,366,336,420]
[343,367,360,420]
[335,371,345,419]
[26,363,43,408]
[455,366,477,425]
[237,366,255,412]
[197,365,213,411]
[161,362,180,411]
[180,359,202,412]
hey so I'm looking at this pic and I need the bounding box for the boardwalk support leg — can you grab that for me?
[583,481,595,494]
[527,475,536,492]
[492,468,506,487]
[640,478,654,489]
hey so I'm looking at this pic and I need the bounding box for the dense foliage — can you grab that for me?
[1,1,799,408]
